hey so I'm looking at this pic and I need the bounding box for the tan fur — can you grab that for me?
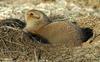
[24,9,83,47]
[24,9,50,32]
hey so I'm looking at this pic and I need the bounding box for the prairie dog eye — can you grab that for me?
[30,13,34,16]
[28,12,34,16]
[29,12,40,19]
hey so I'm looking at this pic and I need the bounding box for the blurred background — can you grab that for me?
[0,0,99,22]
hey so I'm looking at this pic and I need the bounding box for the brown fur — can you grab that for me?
[34,21,83,47]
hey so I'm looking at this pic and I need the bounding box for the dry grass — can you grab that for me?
[0,19,99,62]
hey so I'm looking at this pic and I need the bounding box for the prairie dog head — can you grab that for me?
[24,9,50,32]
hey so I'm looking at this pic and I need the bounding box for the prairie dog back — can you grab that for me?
[36,21,83,47]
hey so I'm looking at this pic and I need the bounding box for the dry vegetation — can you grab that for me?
[0,0,99,62]
[66,0,100,9]
[0,26,100,62]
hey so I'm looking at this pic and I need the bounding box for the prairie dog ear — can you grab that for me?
[29,12,40,19]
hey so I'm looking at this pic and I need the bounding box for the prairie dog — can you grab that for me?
[24,9,83,47]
